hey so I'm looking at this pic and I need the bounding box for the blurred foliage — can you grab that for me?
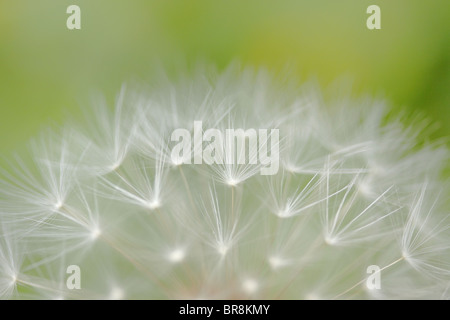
[0,0,449,154]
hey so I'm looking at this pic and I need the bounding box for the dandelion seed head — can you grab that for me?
[90,228,101,240]
[275,208,290,218]
[226,178,239,187]
[11,274,17,285]
[242,278,259,295]
[217,243,229,257]
[146,199,161,210]
[268,256,288,270]
[53,200,64,211]
[109,287,125,300]
[168,248,186,263]
[324,235,338,246]
[305,292,321,300]
[109,161,122,172]
[401,250,410,260]
[171,158,184,167]
[358,181,373,197]
[0,64,448,299]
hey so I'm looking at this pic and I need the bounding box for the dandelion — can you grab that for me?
[0,64,448,299]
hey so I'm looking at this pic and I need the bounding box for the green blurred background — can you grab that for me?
[0,0,449,155]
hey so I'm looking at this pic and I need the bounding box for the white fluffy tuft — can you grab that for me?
[0,64,449,299]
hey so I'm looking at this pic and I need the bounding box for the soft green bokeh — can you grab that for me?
[0,0,449,154]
